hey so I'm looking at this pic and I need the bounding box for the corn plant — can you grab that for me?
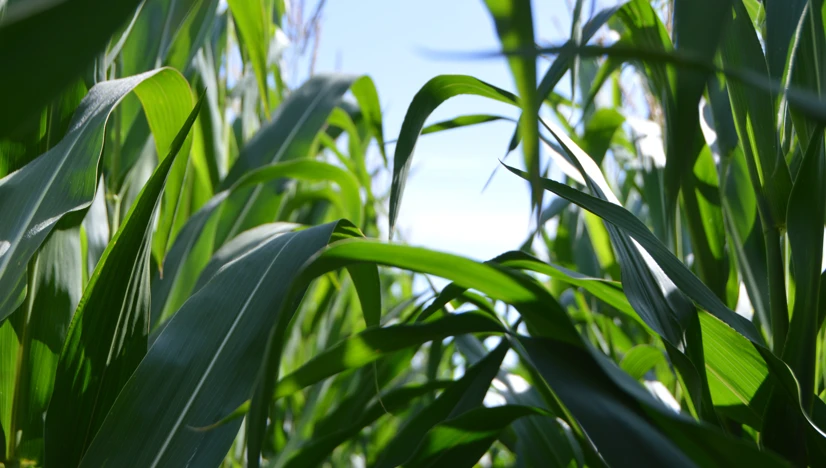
[4,0,826,466]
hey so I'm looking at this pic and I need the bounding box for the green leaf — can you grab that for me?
[502,162,826,455]
[681,145,730,303]
[346,263,382,328]
[417,249,640,330]
[245,239,584,467]
[164,0,223,72]
[149,191,227,326]
[117,0,220,77]
[388,75,518,235]
[421,114,514,136]
[593,0,673,117]
[201,312,502,432]
[528,43,826,130]
[454,335,585,468]
[302,241,582,344]
[237,160,362,227]
[669,0,731,216]
[580,108,624,166]
[501,161,762,344]
[0,68,193,322]
[76,221,362,467]
[275,312,503,401]
[226,0,271,116]
[532,120,719,422]
[138,73,195,269]
[604,0,731,300]
[786,1,826,153]
[326,107,371,189]
[0,0,143,137]
[151,159,363,325]
[765,1,807,80]
[0,227,82,463]
[270,239,785,465]
[281,381,452,468]
[350,76,388,166]
[763,125,826,462]
[784,124,825,406]
[216,74,364,244]
[718,110,771,334]
[620,345,666,381]
[518,336,787,467]
[374,340,509,468]
[700,312,768,428]
[404,405,548,468]
[511,2,620,156]
[482,0,541,215]
[81,179,111,280]
[721,0,792,229]
[493,251,639,325]
[45,92,203,468]
[569,0,584,106]
[0,79,87,178]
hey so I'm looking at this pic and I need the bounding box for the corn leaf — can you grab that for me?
[77,221,362,467]
[0,0,143,137]
[45,92,202,467]
[0,68,193,322]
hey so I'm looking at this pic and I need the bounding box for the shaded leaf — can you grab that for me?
[46,92,203,467]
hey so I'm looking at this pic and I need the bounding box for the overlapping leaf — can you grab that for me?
[0,68,193,322]
[45,92,202,467]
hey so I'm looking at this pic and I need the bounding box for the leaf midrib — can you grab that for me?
[149,233,299,467]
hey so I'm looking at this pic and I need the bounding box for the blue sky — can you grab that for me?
[307,0,610,261]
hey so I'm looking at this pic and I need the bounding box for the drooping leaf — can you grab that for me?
[45,93,202,468]
[276,312,502,402]
[281,239,787,466]
[517,336,786,468]
[388,75,518,235]
[151,159,363,324]
[245,237,584,467]
[421,114,514,136]
[535,119,719,423]
[77,221,364,467]
[206,311,506,432]
[0,68,193,322]
[503,162,826,454]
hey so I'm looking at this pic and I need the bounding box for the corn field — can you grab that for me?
[3,0,826,466]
